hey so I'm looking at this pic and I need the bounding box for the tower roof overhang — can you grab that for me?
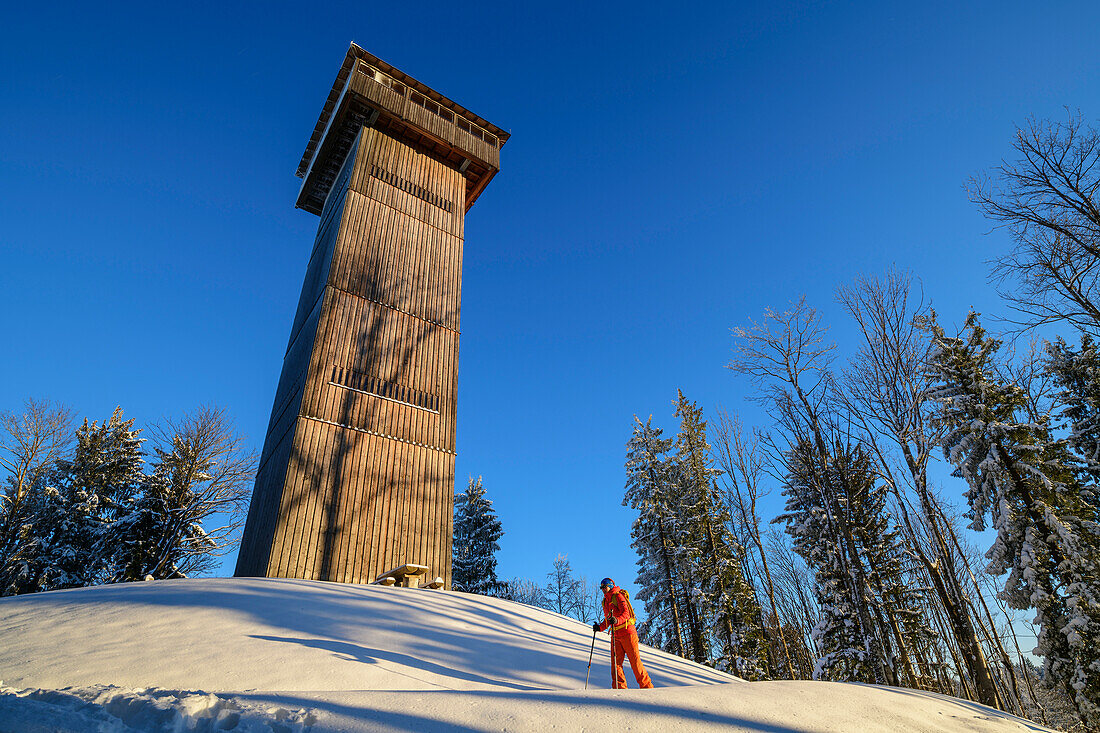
[295,43,509,216]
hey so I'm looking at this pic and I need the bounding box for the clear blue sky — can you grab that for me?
[3,2,1098,594]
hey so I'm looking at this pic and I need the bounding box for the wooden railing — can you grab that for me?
[352,60,501,169]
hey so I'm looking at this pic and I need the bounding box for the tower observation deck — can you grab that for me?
[235,44,507,587]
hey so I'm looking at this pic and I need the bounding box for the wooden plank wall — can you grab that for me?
[235,135,360,577]
[237,125,464,586]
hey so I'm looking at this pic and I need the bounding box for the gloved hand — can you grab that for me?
[592,622,601,632]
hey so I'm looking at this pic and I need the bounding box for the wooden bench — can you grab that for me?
[374,564,430,588]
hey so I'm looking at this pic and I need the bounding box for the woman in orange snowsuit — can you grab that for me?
[594,578,654,689]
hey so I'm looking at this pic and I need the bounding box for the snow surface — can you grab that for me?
[0,578,1055,732]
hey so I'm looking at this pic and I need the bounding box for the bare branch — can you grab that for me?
[146,405,258,577]
[0,398,74,542]
[968,112,1100,334]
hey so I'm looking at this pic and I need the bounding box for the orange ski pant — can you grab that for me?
[610,628,653,689]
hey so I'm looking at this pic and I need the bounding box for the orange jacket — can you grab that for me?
[599,586,636,632]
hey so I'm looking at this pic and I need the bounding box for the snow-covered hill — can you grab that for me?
[0,578,1053,732]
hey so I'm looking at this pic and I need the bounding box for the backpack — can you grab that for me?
[621,588,637,623]
[607,587,637,627]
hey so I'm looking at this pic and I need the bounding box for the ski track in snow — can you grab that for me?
[0,684,316,733]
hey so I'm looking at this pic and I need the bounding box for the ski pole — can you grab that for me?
[611,623,616,689]
[585,624,598,689]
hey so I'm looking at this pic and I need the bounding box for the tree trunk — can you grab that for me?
[750,523,796,677]
[681,570,708,663]
[896,445,1003,708]
[703,519,737,667]
[656,518,686,658]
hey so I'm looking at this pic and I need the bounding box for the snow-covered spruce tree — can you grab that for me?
[107,443,216,582]
[777,439,931,686]
[723,539,771,680]
[779,440,875,682]
[451,476,503,594]
[103,486,168,582]
[841,445,938,690]
[1,406,141,594]
[928,313,1100,725]
[2,404,255,592]
[674,391,769,678]
[1049,335,1100,479]
[624,415,689,657]
[38,408,146,589]
[59,408,145,524]
[0,474,94,595]
[662,394,711,664]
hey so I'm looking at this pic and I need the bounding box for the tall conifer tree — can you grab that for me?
[674,391,769,677]
[624,416,688,657]
[780,440,876,682]
[778,439,933,685]
[452,476,504,595]
[45,408,145,589]
[929,313,1100,725]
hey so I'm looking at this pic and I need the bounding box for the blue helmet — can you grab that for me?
[600,577,614,590]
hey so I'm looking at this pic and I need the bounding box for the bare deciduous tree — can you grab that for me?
[764,527,819,678]
[0,399,74,547]
[572,575,602,624]
[141,405,257,578]
[496,577,547,608]
[730,298,894,685]
[969,112,1100,333]
[544,553,581,617]
[836,270,1003,707]
[729,296,838,443]
[712,409,795,678]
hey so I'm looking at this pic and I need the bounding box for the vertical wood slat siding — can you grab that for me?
[237,124,464,586]
[236,252,330,577]
[452,126,499,170]
[324,293,354,581]
[260,119,360,572]
[330,195,462,327]
[234,128,359,578]
[293,289,336,578]
[387,132,413,576]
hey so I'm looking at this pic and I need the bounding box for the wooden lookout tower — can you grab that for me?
[235,44,507,587]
